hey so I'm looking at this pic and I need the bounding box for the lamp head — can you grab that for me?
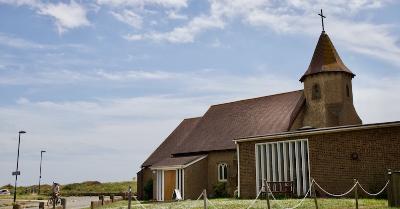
[41,150,46,153]
[19,131,26,134]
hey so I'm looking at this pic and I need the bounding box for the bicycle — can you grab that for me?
[47,193,61,207]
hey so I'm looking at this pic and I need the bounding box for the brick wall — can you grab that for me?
[184,157,208,199]
[238,125,400,198]
[206,150,237,197]
[137,167,153,200]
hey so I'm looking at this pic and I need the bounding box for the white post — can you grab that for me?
[283,142,288,182]
[301,140,307,194]
[236,143,241,198]
[295,141,301,196]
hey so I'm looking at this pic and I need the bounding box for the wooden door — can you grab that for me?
[163,170,176,201]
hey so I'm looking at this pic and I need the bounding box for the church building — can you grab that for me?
[137,28,400,200]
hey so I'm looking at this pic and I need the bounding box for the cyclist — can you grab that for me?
[52,182,60,197]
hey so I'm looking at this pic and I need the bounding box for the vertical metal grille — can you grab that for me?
[256,139,310,196]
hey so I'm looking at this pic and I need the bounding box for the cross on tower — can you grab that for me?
[318,9,326,32]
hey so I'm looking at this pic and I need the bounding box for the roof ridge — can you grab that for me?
[183,116,203,120]
[211,90,303,107]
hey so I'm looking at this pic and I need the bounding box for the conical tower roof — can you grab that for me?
[300,32,355,82]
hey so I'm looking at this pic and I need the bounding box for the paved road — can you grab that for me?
[0,196,101,209]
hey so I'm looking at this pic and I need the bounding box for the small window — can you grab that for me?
[218,163,228,182]
[346,85,350,97]
[312,84,321,100]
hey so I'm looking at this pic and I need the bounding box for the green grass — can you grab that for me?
[90,198,394,209]
[0,194,47,200]
[0,180,136,198]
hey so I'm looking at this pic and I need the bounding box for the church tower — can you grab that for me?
[300,31,362,128]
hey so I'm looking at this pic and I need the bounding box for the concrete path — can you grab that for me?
[0,196,100,209]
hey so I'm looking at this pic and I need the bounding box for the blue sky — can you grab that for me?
[0,0,400,186]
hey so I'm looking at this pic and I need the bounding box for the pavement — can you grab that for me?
[0,196,101,209]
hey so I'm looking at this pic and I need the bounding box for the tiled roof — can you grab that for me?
[141,117,201,167]
[300,32,355,82]
[172,90,305,155]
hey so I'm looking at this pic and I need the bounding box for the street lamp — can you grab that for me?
[13,130,26,203]
[38,150,46,195]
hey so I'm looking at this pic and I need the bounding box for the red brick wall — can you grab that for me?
[238,125,400,198]
[207,150,237,197]
[184,157,208,199]
[137,167,153,200]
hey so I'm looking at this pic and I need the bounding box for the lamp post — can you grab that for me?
[38,150,46,195]
[13,131,26,203]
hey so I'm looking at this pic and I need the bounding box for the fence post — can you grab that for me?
[354,179,358,209]
[110,195,115,202]
[203,189,207,209]
[99,195,104,205]
[39,202,45,209]
[265,184,271,209]
[312,179,318,209]
[388,170,400,207]
[12,204,22,209]
[128,186,132,209]
[388,169,393,207]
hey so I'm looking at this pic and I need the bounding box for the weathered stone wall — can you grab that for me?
[302,72,362,128]
[238,125,400,198]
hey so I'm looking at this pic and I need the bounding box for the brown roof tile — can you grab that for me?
[173,90,305,155]
[141,117,201,167]
[300,32,355,82]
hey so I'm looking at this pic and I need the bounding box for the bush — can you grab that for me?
[143,180,153,200]
[213,182,228,198]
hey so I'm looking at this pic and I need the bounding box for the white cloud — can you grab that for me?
[123,34,143,41]
[0,0,39,7]
[38,1,90,34]
[110,9,142,29]
[354,75,400,123]
[0,33,49,49]
[167,10,187,20]
[125,0,399,66]
[0,0,91,34]
[0,69,179,85]
[126,15,225,43]
[95,69,176,80]
[96,0,188,9]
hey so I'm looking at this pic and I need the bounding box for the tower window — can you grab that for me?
[312,84,321,100]
[346,85,350,97]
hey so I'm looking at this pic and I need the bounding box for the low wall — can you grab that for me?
[90,195,124,209]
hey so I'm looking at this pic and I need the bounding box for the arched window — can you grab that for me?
[218,163,228,182]
[346,85,350,97]
[312,84,321,100]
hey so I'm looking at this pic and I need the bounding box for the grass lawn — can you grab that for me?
[90,198,394,209]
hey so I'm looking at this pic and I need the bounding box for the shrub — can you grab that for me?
[213,182,228,198]
[143,180,153,200]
